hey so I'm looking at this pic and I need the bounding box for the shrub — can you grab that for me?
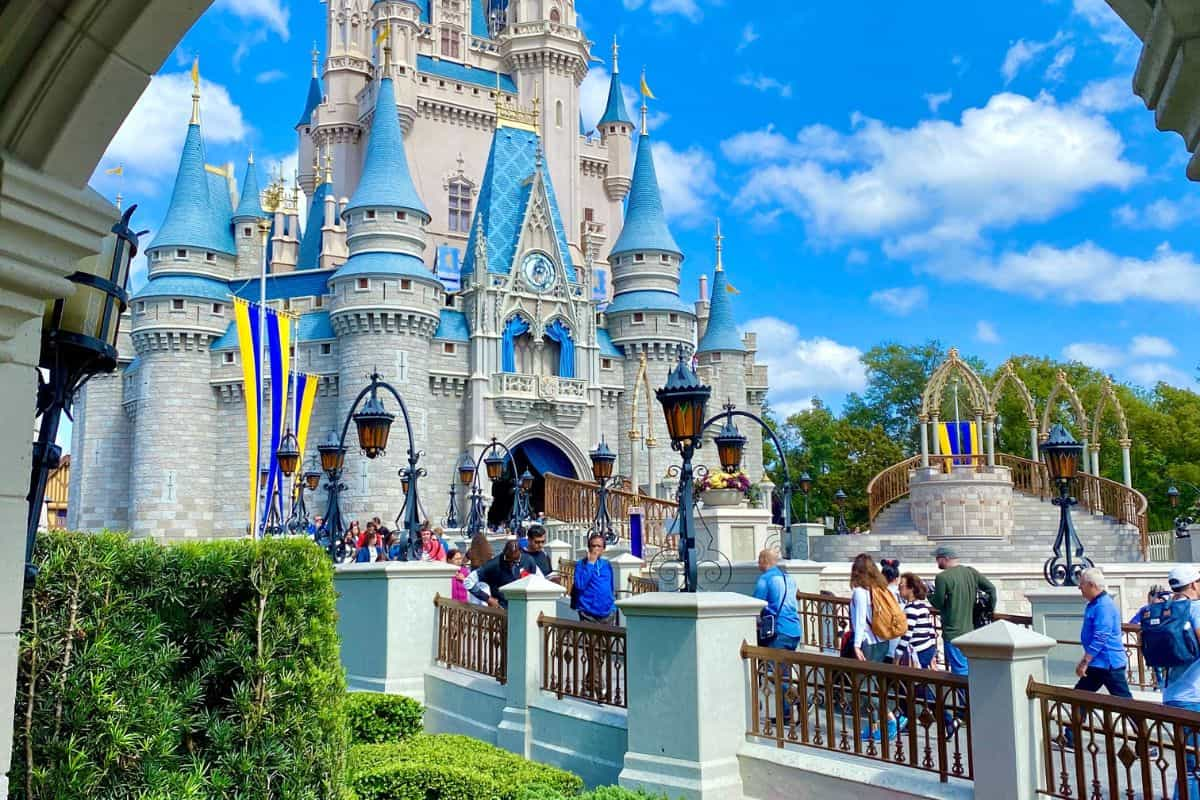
[346,692,424,744]
[346,736,585,800]
[514,787,670,800]
[12,531,347,800]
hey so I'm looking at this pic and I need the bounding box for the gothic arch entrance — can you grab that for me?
[487,438,579,527]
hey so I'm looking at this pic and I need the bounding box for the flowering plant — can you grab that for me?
[699,469,752,494]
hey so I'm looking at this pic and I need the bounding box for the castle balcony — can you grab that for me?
[491,372,587,427]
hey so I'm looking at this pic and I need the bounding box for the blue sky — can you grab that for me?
[89,0,1199,421]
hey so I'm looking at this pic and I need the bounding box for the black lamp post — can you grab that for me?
[799,471,813,524]
[590,438,619,543]
[1041,423,1093,587]
[318,372,424,562]
[833,489,850,536]
[26,205,142,585]
[463,437,530,538]
[260,465,285,538]
[287,456,320,535]
[656,360,804,592]
[1168,483,1200,539]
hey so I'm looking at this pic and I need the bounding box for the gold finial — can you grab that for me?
[312,41,320,78]
[612,36,620,73]
[493,75,540,132]
[714,219,724,272]
[190,56,202,125]
[324,151,334,185]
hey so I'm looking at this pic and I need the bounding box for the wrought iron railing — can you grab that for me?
[1123,624,1159,692]
[866,456,921,524]
[433,595,507,684]
[628,575,657,595]
[558,558,575,595]
[544,473,678,547]
[538,613,627,707]
[797,591,851,653]
[1028,678,1200,799]
[742,644,973,783]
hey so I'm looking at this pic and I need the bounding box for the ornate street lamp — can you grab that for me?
[833,489,850,536]
[1167,483,1200,539]
[656,359,804,592]
[26,205,142,585]
[319,373,425,562]
[799,471,813,524]
[287,456,321,536]
[463,437,530,538]
[458,452,476,487]
[1041,423,1093,587]
[276,431,301,477]
[590,438,619,543]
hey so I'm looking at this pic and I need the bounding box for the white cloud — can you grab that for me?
[737,24,759,53]
[1063,342,1124,370]
[924,91,952,114]
[256,69,287,84]
[975,320,1000,343]
[579,67,667,133]
[745,316,867,414]
[1113,197,1200,230]
[728,92,1141,256]
[651,141,717,226]
[1073,0,1138,49]
[96,72,249,195]
[215,0,291,40]
[1129,335,1176,359]
[868,286,928,316]
[1002,34,1065,83]
[738,73,793,99]
[1045,45,1076,82]
[1127,362,1194,389]
[846,249,869,265]
[1075,77,1138,113]
[621,0,701,22]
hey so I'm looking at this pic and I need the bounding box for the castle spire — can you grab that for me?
[344,75,429,220]
[312,41,320,79]
[609,112,681,259]
[597,38,633,128]
[697,220,744,354]
[714,219,724,272]
[296,50,324,128]
[234,153,268,220]
[190,57,201,125]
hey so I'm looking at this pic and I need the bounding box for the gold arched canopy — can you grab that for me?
[920,347,991,419]
[989,361,1037,425]
[1040,370,1090,440]
[1092,376,1130,443]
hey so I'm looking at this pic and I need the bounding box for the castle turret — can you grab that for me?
[371,0,424,134]
[316,0,373,199]
[296,157,334,271]
[598,38,634,204]
[232,154,269,278]
[296,44,324,195]
[329,74,443,520]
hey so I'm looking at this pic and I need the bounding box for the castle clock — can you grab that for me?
[521,251,557,293]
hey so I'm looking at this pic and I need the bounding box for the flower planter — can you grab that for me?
[700,488,744,508]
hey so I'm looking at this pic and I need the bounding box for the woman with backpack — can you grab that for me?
[848,553,908,742]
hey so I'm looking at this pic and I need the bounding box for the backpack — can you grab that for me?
[869,585,908,640]
[1141,598,1200,669]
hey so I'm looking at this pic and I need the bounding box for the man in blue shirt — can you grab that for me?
[1165,565,1200,800]
[1074,567,1132,698]
[574,535,616,625]
[753,550,802,650]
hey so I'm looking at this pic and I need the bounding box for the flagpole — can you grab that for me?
[257,209,269,540]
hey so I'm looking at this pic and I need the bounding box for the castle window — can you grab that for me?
[395,211,407,221]
[135,301,145,313]
[710,353,723,363]
[669,313,679,324]
[634,253,645,262]
[356,278,370,291]
[601,358,613,370]
[440,28,460,58]
[550,7,561,23]
[223,352,235,365]
[243,227,253,238]
[172,299,185,311]
[443,342,456,354]
[205,252,216,262]
[365,210,376,221]
[445,293,455,308]
[283,299,291,311]
[660,254,670,263]
[400,278,413,291]
[448,177,473,233]
[176,249,187,259]
[320,343,332,355]
[212,303,224,315]
[314,295,324,308]
[632,312,644,324]
[584,207,595,222]
[555,100,564,129]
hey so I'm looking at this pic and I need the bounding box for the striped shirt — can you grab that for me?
[902,600,937,654]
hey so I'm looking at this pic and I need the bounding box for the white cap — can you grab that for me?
[1169,564,1200,591]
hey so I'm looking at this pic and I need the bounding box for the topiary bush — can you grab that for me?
[12,531,347,800]
[346,692,424,744]
[346,736,585,800]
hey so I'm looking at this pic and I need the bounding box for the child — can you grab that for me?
[448,549,469,603]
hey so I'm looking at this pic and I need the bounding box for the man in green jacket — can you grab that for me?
[929,546,997,675]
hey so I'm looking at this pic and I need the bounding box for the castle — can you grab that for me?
[67,0,769,539]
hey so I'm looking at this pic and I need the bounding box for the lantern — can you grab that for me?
[519,468,535,491]
[484,448,506,482]
[714,415,747,474]
[354,393,394,459]
[590,439,616,482]
[457,452,476,486]
[304,470,322,491]
[833,488,847,508]
[1040,423,1083,483]
[318,430,346,474]
[276,431,300,477]
[799,471,813,495]
[401,470,410,495]
[655,357,712,445]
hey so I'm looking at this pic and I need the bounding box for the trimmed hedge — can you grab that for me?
[346,692,423,744]
[347,736,585,800]
[514,788,668,800]
[12,531,347,800]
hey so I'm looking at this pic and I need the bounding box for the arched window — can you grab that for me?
[549,7,560,23]
[448,177,473,232]
[555,99,564,129]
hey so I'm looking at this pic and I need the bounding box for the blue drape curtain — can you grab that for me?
[545,319,575,378]
[502,315,531,373]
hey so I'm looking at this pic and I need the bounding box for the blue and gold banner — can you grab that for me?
[938,421,979,468]
[294,372,319,464]
[233,299,262,530]
[261,308,291,531]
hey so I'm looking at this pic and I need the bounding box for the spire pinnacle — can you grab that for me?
[640,68,649,135]
[190,57,201,125]
[248,149,255,165]
[613,36,620,73]
[312,41,320,78]
[714,219,724,272]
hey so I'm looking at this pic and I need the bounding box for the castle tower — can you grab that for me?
[606,100,696,485]
[127,79,229,539]
[371,0,423,134]
[501,0,589,251]
[232,154,268,279]
[328,74,444,521]
[598,38,634,204]
[317,0,373,199]
[296,44,324,195]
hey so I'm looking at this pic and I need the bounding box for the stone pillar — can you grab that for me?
[930,414,941,456]
[1120,439,1133,488]
[618,592,764,800]
[1090,443,1101,478]
[781,559,826,596]
[974,412,984,463]
[606,551,644,598]
[496,574,564,758]
[1030,425,1040,462]
[546,538,573,573]
[955,621,1057,800]
[1026,587,1086,686]
[0,153,120,799]
[986,416,996,467]
[919,417,930,468]
[334,561,460,700]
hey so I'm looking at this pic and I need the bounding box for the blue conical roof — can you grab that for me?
[296,181,332,271]
[697,267,745,353]
[207,170,234,235]
[234,158,268,220]
[346,78,430,219]
[297,73,323,128]
[609,131,680,258]
[150,124,236,255]
[598,69,633,127]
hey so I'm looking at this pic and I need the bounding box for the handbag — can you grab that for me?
[756,570,788,644]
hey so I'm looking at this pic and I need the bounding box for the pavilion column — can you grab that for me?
[1119,439,1133,488]
[1029,425,1040,461]
[930,414,941,457]
[0,152,118,800]
[986,415,996,467]
[1090,443,1101,478]
[919,416,930,468]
